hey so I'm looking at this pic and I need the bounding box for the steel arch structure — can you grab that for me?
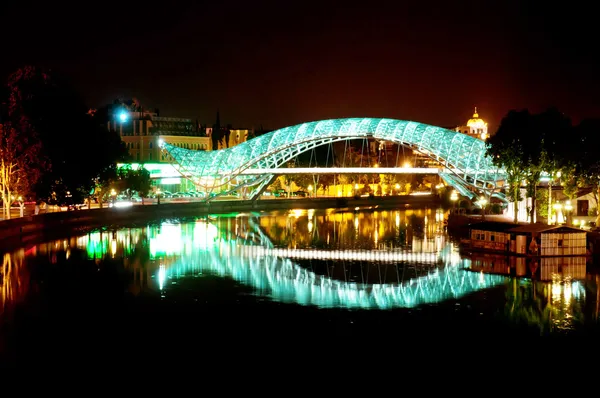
[160,117,506,200]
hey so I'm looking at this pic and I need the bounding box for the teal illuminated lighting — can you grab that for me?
[161,238,507,309]
[117,163,183,179]
[160,177,181,184]
[78,229,136,259]
[149,221,218,259]
[160,118,506,200]
[71,217,506,309]
[155,217,506,309]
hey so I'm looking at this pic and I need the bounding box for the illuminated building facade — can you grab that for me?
[109,109,210,163]
[205,111,251,150]
[455,107,488,141]
[112,109,251,192]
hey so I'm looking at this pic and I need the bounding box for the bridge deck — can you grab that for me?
[240,167,441,175]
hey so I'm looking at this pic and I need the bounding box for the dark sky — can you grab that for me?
[1,0,598,131]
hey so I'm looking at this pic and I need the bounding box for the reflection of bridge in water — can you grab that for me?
[154,218,507,309]
[237,246,441,264]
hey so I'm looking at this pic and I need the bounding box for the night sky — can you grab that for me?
[1,1,598,132]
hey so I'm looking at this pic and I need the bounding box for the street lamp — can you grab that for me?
[395,183,400,195]
[478,196,487,218]
[372,164,378,194]
[157,188,161,205]
[110,189,116,206]
[17,196,24,217]
[553,202,564,224]
[308,185,313,197]
[548,170,562,225]
[450,190,458,213]
[118,111,128,123]
[565,200,573,226]
[96,187,102,208]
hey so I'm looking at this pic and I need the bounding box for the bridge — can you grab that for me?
[238,167,439,175]
[160,117,507,202]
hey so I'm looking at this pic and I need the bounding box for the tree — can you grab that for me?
[3,66,128,206]
[0,122,44,219]
[488,108,573,223]
[562,164,580,200]
[270,177,282,192]
[291,173,313,192]
[573,118,600,222]
[317,174,334,196]
[128,166,152,204]
[534,108,572,223]
[381,174,395,195]
[487,110,531,223]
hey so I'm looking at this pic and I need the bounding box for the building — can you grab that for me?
[109,109,210,163]
[455,107,488,141]
[205,111,251,150]
[112,107,251,194]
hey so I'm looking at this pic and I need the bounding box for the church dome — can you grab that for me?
[466,107,487,129]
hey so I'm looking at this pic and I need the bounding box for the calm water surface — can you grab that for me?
[1,207,599,363]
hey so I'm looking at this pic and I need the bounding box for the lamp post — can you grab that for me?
[450,190,458,214]
[565,200,573,226]
[97,187,102,208]
[110,189,116,206]
[553,203,563,224]
[308,185,313,197]
[18,196,24,218]
[478,196,487,219]
[395,183,400,195]
[157,188,161,205]
[372,163,378,194]
[548,171,561,225]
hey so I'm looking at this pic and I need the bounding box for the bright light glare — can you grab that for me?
[118,111,128,122]
[158,265,166,290]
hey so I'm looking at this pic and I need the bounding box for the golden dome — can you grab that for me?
[466,107,487,129]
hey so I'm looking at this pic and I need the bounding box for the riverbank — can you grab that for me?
[0,195,441,252]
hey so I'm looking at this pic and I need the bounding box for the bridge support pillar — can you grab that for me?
[250,174,277,201]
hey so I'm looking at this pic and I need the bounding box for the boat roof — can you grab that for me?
[507,224,587,234]
[468,221,587,235]
[468,221,520,232]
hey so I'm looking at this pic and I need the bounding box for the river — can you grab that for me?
[1,207,599,364]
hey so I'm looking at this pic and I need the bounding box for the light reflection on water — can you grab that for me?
[0,251,29,318]
[0,208,598,334]
[461,251,594,332]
